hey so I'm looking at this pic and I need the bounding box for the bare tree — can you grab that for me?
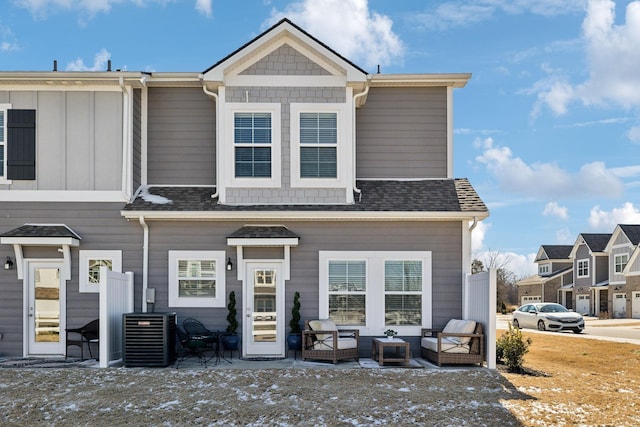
[472,251,519,308]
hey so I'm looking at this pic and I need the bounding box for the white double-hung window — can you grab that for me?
[614,253,629,274]
[290,103,349,188]
[168,251,226,308]
[577,259,589,278]
[320,251,431,335]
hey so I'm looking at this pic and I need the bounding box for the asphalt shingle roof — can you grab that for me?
[619,224,640,245]
[539,245,573,261]
[123,179,488,214]
[0,224,81,239]
[228,226,300,239]
[580,233,612,252]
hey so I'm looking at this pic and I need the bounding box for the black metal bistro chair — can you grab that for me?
[65,319,99,360]
[182,318,227,365]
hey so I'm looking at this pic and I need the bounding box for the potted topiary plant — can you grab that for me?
[221,290,239,352]
[287,291,302,352]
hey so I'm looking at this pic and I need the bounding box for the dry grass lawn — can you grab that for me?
[500,331,640,426]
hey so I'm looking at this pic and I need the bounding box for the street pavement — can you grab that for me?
[496,314,640,345]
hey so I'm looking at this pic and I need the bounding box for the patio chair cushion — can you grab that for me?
[313,337,358,351]
[308,319,337,341]
[421,337,470,354]
[442,319,476,345]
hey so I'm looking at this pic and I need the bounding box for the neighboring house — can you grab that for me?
[605,224,640,319]
[515,245,573,307]
[0,19,490,360]
[568,233,611,316]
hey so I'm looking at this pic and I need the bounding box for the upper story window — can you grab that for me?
[538,264,550,275]
[577,259,589,278]
[290,103,349,189]
[300,112,337,178]
[614,253,629,274]
[235,112,272,178]
[225,102,281,189]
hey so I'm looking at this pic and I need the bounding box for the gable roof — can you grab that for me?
[121,179,489,220]
[202,18,368,83]
[619,224,640,245]
[570,233,612,258]
[536,245,573,262]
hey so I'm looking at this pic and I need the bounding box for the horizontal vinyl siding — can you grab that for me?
[0,203,142,357]
[145,220,462,332]
[356,87,448,179]
[132,89,142,190]
[147,88,216,185]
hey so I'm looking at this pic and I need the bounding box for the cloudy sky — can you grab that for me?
[2,0,640,277]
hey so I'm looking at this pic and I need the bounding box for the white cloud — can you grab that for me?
[475,137,624,198]
[195,0,212,17]
[65,48,111,71]
[588,202,640,230]
[555,227,574,244]
[627,126,640,144]
[471,220,489,252]
[538,0,640,114]
[411,0,584,31]
[472,249,538,279]
[543,202,568,220]
[0,25,20,53]
[267,0,404,70]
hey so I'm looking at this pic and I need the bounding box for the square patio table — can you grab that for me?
[371,337,410,366]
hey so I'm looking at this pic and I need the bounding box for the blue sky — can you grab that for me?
[2,0,640,278]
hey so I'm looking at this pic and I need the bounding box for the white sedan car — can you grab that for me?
[512,303,585,334]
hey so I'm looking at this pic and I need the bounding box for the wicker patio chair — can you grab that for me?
[301,319,359,364]
[65,319,99,360]
[420,320,484,366]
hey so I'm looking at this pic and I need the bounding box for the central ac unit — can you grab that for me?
[123,312,176,367]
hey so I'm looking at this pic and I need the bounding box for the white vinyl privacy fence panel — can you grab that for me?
[463,268,496,369]
[99,267,134,368]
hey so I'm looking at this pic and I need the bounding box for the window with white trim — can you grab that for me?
[614,253,629,274]
[577,259,589,278]
[384,260,422,326]
[290,103,349,189]
[300,112,337,178]
[319,251,432,335]
[538,264,550,275]
[235,112,272,178]
[328,260,366,326]
[168,251,226,308]
[226,103,281,188]
[79,250,122,293]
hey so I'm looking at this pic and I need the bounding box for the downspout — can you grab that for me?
[139,216,149,313]
[469,216,478,232]
[201,81,219,200]
[352,80,370,202]
[119,76,132,200]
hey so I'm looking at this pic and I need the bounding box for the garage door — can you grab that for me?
[576,294,590,315]
[633,292,640,319]
[521,295,541,305]
[613,293,627,318]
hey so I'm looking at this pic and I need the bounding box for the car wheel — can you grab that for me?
[573,328,583,334]
[537,320,546,331]
[512,319,520,329]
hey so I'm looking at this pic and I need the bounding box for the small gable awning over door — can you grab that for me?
[1,224,81,280]
[227,225,300,282]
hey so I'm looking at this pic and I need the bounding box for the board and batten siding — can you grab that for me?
[0,90,123,191]
[142,220,463,333]
[356,87,448,179]
[147,87,216,185]
[0,202,142,357]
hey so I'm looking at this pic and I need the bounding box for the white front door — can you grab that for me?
[243,262,284,358]
[26,261,66,356]
[632,292,640,319]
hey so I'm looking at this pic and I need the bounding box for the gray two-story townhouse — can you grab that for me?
[0,19,489,360]
[604,224,640,318]
[569,233,611,316]
[516,245,573,307]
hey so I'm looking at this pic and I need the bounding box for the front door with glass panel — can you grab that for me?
[27,262,65,355]
[244,262,284,358]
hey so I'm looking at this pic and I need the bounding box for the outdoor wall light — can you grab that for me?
[226,257,233,271]
[4,256,14,270]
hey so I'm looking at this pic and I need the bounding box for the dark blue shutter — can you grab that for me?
[7,109,36,180]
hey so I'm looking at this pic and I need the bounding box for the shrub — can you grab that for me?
[226,291,238,334]
[496,324,532,372]
[289,291,301,334]
[500,301,507,315]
